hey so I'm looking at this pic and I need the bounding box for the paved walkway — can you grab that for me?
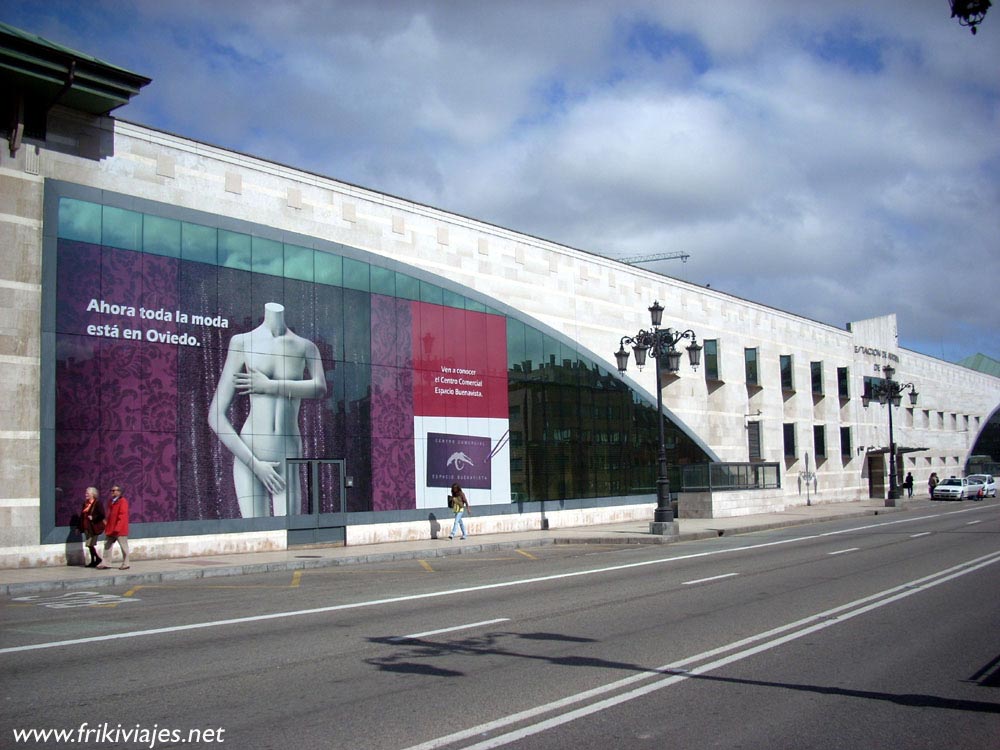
[1,499,937,596]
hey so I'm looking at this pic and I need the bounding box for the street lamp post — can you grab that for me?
[863,364,918,506]
[615,301,701,534]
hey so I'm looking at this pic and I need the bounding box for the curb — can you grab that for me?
[1,507,898,597]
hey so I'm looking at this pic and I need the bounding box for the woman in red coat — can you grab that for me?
[98,485,130,570]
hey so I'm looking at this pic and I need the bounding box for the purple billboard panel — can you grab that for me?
[426,432,493,489]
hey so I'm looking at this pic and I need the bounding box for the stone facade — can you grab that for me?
[1,108,998,566]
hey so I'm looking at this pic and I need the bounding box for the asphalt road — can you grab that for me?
[2,502,998,750]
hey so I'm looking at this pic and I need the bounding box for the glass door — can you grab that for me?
[287,459,347,532]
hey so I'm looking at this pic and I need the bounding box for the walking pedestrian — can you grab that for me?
[928,472,939,499]
[448,483,470,540]
[98,485,130,570]
[903,472,914,498]
[78,486,105,568]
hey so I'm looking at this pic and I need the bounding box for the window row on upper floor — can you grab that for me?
[775,418,983,465]
[705,345,985,431]
[745,420,853,463]
[703,342,853,399]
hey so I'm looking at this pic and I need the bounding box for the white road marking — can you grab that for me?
[827,548,859,556]
[390,619,510,642]
[910,532,931,538]
[399,549,1000,750]
[2,506,994,656]
[12,591,140,608]
[681,573,737,585]
[966,520,982,526]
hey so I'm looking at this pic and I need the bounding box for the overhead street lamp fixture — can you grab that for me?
[950,0,991,34]
[863,364,919,506]
[615,301,702,534]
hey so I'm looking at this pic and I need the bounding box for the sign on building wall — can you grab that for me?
[52,199,510,528]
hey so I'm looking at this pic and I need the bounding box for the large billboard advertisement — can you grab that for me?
[409,302,510,507]
[52,216,509,529]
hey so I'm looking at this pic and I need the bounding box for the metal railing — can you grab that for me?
[681,462,782,492]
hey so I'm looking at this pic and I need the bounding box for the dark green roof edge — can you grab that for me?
[0,21,150,116]
[0,21,149,81]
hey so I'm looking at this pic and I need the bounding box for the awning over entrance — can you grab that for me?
[865,446,928,455]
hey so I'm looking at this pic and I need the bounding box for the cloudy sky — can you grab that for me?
[4,1,998,363]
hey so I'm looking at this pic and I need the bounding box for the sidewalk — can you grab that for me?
[1,499,933,596]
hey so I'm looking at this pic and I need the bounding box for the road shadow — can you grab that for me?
[968,652,1000,688]
[671,670,1000,714]
[365,630,661,679]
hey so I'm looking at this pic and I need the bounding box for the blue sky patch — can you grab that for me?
[624,20,711,75]
[808,25,885,74]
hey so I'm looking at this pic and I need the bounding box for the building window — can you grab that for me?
[703,339,720,381]
[863,375,882,402]
[837,366,850,400]
[747,420,762,462]
[814,425,826,460]
[783,423,796,458]
[840,426,852,459]
[811,361,823,396]
[745,348,759,386]
[780,354,794,391]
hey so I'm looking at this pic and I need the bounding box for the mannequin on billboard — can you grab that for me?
[209,302,327,518]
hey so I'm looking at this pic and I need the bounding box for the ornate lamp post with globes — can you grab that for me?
[863,364,918,506]
[615,301,702,534]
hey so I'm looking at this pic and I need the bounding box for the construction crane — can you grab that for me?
[618,251,690,265]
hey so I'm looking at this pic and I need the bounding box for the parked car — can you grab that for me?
[965,474,997,500]
[932,477,975,500]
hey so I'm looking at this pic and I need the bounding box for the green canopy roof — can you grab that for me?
[1,21,151,145]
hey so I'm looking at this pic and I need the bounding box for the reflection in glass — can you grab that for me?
[219,230,251,270]
[252,236,283,277]
[59,198,101,244]
[314,251,342,286]
[343,257,370,291]
[181,222,217,264]
[102,206,142,251]
[143,215,181,258]
[283,244,314,282]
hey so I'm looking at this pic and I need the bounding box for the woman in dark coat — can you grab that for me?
[78,486,105,568]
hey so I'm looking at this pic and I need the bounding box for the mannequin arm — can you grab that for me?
[233,341,327,399]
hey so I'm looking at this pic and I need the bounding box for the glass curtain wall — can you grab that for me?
[505,318,710,502]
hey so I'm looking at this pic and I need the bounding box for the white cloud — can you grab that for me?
[2,0,998,361]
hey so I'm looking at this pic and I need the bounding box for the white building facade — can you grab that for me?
[2,41,998,567]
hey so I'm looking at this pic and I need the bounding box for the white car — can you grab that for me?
[932,477,975,500]
[966,474,997,500]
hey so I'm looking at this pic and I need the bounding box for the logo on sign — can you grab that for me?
[447,452,475,471]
